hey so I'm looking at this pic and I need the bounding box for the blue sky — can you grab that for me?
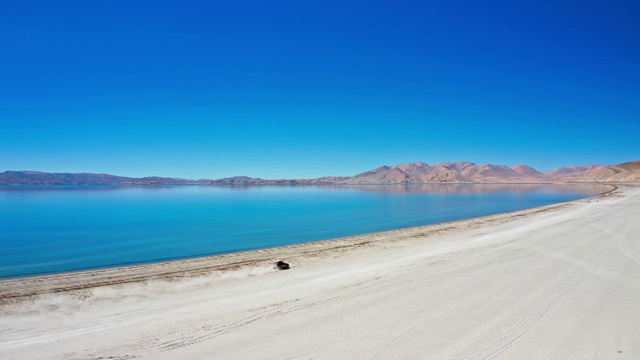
[1,1,638,179]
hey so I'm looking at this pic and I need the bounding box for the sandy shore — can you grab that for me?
[2,184,639,359]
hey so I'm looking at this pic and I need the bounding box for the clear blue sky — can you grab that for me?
[1,1,638,179]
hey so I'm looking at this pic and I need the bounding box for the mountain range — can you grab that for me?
[1,160,639,185]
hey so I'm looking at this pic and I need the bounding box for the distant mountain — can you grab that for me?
[616,160,640,172]
[542,164,605,179]
[2,160,639,185]
[570,160,640,182]
[0,171,198,185]
[339,161,596,183]
[512,164,546,179]
[342,160,639,183]
[201,175,349,185]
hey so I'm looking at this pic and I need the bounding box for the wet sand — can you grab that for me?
[2,184,639,359]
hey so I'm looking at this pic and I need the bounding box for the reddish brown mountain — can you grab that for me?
[342,162,555,183]
[570,160,640,182]
[339,160,639,183]
[616,160,640,172]
[542,164,605,179]
[512,164,546,179]
[2,160,639,185]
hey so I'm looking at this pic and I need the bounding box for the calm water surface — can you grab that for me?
[0,184,609,278]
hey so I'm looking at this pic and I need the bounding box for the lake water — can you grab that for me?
[0,184,609,278]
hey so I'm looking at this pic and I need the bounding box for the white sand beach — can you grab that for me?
[1,184,639,359]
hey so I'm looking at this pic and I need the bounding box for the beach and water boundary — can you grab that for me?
[4,183,640,360]
[0,183,610,280]
[0,184,617,300]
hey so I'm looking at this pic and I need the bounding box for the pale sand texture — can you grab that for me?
[1,184,639,359]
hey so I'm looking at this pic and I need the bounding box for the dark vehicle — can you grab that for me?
[273,260,290,270]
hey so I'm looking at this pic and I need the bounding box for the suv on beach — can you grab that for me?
[273,260,290,270]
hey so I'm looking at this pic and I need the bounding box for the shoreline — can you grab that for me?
[0,184,618,301]
[2,184,639,360]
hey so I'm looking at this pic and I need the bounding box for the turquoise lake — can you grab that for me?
[0,184,609,278]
